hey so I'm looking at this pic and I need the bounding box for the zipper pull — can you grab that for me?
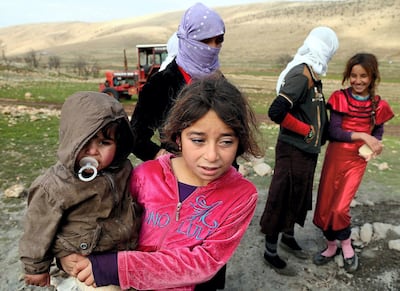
[175,202,182,221]
[314,86,323,101]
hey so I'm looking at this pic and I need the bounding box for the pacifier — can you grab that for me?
[78,157,99,182]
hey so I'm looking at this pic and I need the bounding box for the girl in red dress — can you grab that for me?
[313,53,394,273]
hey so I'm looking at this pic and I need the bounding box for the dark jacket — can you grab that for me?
[269,64,329,154]
[130,60,186,161]
[19,92,141,275]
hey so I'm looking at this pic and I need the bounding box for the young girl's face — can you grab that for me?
[350,64,371,96]
[76,127,117,172]
[179,110,238,186]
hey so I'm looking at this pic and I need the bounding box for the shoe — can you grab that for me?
[279,240,308,259]
[344,253,358,273]
[313,248,341,265]
[263,251,297,276]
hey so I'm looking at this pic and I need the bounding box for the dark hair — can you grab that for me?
[162,74,262,159]
[342,53,380,97]
[102,119,133,167]
[101,121,119,141]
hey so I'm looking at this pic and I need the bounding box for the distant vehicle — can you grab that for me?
[99,44,168,100]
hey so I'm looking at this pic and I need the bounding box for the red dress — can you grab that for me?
[313,89,394,231]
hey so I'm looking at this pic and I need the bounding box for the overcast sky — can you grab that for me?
[0,0,271,28]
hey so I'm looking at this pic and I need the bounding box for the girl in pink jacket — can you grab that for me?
[62,74,263,290]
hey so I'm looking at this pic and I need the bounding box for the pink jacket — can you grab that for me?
[118,154,258,290]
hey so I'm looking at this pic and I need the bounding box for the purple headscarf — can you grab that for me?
[176,2,225,80]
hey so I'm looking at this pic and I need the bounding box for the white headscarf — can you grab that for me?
[276,26,339,94]
[159,32,179,71]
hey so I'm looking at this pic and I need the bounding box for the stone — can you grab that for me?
[377,162,389,171]
[350,199,362,207]
[238,164,249,176]
[360,223,373,244]
[391,225,400,236]
[388,239,400,251]
[4,184,26,198]
[253,163,272,176]
[373,222,393,240]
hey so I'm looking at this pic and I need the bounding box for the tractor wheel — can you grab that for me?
[102,88,120,101]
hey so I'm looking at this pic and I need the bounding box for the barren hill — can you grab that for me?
[1,0,399,70]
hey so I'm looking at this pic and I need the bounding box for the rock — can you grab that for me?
[373,222,393,240]
[377,162,389,171]
[238,164,249,176]
[250,157,265,166]
[351,227,365,248]
[350,226,360,241]
[388,239,400,251]
[360,223,373,243]
[4,184,26,198]
[350,199,362,207]
[253,163,272,176]
[364,200,375,206]
[52,276,80,291]
[391,225,400,236]
[335,253,344,267]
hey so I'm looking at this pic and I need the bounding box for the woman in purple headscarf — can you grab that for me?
[130,2,225,162]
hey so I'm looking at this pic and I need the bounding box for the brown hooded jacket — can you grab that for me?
[19,92,141,275]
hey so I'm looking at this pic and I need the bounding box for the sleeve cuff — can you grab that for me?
[89,252,119,286]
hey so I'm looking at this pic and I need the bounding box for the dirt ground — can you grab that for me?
[1,171,399,291]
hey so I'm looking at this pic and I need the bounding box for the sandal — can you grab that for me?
[344,253,359,273]
[312,248,341,266]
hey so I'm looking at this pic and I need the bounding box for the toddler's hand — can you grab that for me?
[24,273,50,287]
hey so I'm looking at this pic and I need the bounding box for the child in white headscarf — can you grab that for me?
[259,26,339,276]
[276,26,339,93]
[159,32,179,71]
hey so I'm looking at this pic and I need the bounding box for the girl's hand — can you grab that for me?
[59,253,86,276]
[364,135,383,156]
[74,258,96,287]
[24,273,50,287]
[353,132,383,159]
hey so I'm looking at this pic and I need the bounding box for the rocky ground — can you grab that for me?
[225,187,400,291]
[1,103,399,290]
[2,183,399,291]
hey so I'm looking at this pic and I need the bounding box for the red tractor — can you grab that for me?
[99,44,168,100]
